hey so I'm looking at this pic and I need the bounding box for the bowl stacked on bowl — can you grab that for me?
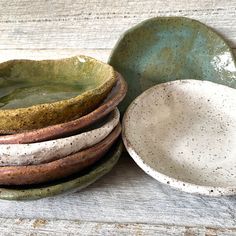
[0,55,127,200]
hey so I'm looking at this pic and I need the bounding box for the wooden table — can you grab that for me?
[0,1,236,235]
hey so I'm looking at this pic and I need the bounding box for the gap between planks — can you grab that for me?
[0,217,235,236]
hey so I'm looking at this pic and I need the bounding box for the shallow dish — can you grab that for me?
[109,17,236,113]
[0,55,117,132]
[123,80,236,196]
[0,123,121,185]
[0,140,123,200]
[0,108,119,166]
[0,72,127,143]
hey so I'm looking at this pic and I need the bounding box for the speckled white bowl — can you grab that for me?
[123,80,236,196]
[0,108,120,166]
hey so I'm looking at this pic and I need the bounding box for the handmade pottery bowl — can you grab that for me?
[109,17,236,113]
[123,80,236,196]
[0,72,127,143]
[0,140,123,200]
[0,123,121,185]
[0,108,120,166]
[0,55,117,132]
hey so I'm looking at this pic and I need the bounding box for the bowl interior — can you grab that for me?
[123,80,236,190]
[0,56,113,109]
[110,17,236,113]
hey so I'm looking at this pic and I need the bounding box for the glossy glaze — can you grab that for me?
[109,17,236,113]
[0,55,117,132]
[123,80,236,196]
[0,72,127,143]
[0,141,123,200]
[0,109,119,166]
[0,123,121,185]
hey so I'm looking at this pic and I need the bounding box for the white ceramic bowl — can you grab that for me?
[0,108,120,166]
[123,80,236,196]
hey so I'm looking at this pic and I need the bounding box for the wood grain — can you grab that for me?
[0,0,236,49]
[0,48,235,63]
[0,218,235,236]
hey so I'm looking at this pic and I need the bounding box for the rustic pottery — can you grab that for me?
[0,140,123,200]
[123,80,236,196]
[0,72,127,143]
[0,55,117,132]
[0,123,121,185]
[0,108,120,166]
[109,17,236,113]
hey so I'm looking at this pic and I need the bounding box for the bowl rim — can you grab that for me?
[0,123,121,186]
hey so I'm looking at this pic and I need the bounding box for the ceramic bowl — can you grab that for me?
[0,123,121,185]
[109,17,236,113]
[0,72,127,144]
[123,80,236,196]
[0,108,120,166]
[0,55,117,132]
[0,140,123,201]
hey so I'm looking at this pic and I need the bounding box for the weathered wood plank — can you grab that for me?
[0,0,236,49]
[0,154,235,228]
[0,218,235,236]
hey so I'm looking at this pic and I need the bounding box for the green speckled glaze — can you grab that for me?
[0,55,117,132]
[109,17,236,113]
[0,141,123,201]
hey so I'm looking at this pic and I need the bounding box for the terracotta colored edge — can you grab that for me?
[0,141,123,200]
[0,123,121,185]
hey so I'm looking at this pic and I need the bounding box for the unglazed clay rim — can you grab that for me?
[0,141,123,201]
[0,108,120,166]
[122,80,236,197]
[0,55,118,132]
[0,72,127,143]
[0,123,121,185]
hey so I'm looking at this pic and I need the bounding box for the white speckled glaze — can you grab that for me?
[123,80,236,196]
[0,108,120,166]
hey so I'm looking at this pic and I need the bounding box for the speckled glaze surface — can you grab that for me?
[0,108,119,166]
[0,72,127,144]
[0,141,123,201]
[109,17,236,114]
[123,80,236,196]
[0,123,121,185]
[0,55,117,132]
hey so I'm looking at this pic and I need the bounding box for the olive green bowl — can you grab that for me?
[0,55,117,132]
[0,141,123,201]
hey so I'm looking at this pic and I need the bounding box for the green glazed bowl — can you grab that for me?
[0,55,117,132]
[0,141,123,201]
[109,17,236,113]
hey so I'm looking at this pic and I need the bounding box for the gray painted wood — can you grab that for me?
[0,0,236,49]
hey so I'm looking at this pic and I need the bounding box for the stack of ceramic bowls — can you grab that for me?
[0,55,127,200]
